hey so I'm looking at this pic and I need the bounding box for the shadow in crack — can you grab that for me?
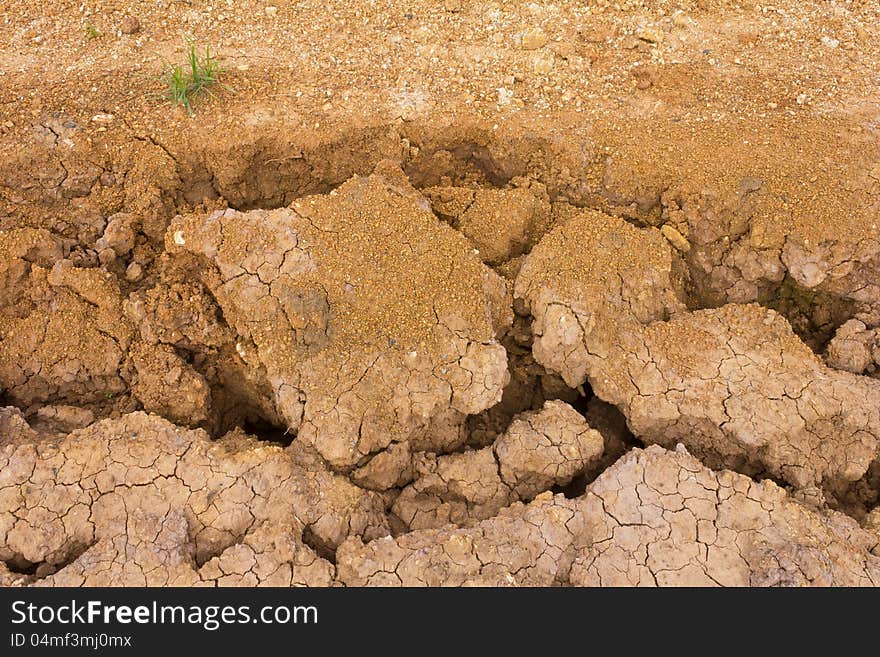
[241,418,295,448]
[4,541,95,580]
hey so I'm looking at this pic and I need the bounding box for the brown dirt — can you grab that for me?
[2,0,880,586]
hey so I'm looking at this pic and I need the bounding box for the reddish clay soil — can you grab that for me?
[2,0,880,586]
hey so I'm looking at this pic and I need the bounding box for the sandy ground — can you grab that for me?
[1,1,880,586]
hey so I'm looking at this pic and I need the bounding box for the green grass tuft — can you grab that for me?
[85,23,100,40]
[161,39,225,114]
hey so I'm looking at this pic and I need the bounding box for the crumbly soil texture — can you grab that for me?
[2,0,880,586]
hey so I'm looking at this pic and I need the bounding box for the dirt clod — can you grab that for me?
[120,16,141,35]
[338,445,880,586]
[393,400,603,530]
[165,166,510,470]
[516,209,880,490]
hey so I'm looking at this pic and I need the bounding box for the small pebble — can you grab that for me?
[820,36,839,49]
[125,262,143,281]
[740,177,763,193]
[265,5,278,17]
[531,52,554,74]
[632,68,654,89]
[661,225,691,253]
[98,248,116,266]
[120,16,140,35]
[521,28,547,50]
[671,11,691,28]
[637,27,664,44]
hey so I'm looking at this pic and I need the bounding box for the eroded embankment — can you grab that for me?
[1,115,880,586]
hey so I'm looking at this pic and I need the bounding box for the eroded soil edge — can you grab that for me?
[2,116,880,586]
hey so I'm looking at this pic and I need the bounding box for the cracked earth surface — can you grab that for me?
[2,0,880,586]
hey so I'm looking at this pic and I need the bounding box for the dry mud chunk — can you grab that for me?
[653,180,880,345]
[38,510,202,587]
[0,256,132,408]
[782,236,880,311]
[339,493,591,586]
[392,400,602,529]
[627,305,880,489]
[0,412,388,582]
[495,400,603,499]
[466,340,578,449]
[393,448,512,530]
[351,442,413,491]
[569,446,880,586]
[516,210,880,489]
[195,522,334,587]
[826,319,880,376]
[124,280,263,430]
[41,516,334,587]
[95,212,137,258]
[166,168,510,469]
[0,121,112,245]
[0,407,38,445]
[130,342,212,426]
[652,181,779,306]
[29,405,95,436]
[456,188,551,265]
[339,446,880,587]
[0,228,64,309]
[124,281,231,349]
[613,168,880,314]
[514,208,686,390]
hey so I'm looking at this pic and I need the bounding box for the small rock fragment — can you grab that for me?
[125,262,143,282]
[826,320,876,374]
[637,27,664,44]
[521,28,548,50]
[671,11,691,28]
[660,224,691,252]
[531,52,554,74]
[97,247,116,265]
[120,16,140,35]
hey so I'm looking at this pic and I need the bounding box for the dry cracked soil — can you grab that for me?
[2,0,880,587]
